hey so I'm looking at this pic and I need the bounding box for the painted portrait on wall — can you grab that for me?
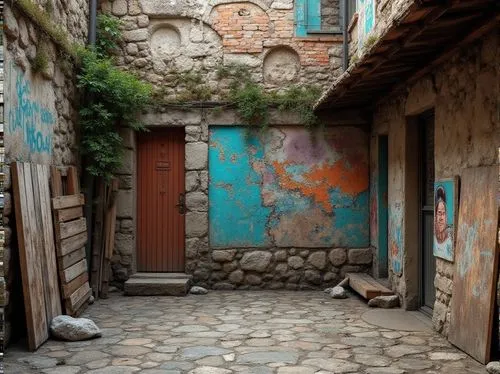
[433,178,459,262]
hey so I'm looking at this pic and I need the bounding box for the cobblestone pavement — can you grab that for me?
[5,291,486,373]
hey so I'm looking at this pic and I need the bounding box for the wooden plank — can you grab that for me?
[101,179,119,298]
[52,194,85,210]
[54,206,84,223]
[34,164,62,324]
[449,166,499,364]
[347,273,393,300]
[58,247,86,270]
[67,282,91,308]
[60,259,87,284]
[58,231,88,257]
[66,166,80,194]
[91,179,105,298]
[66,288,91,316]
[56,217,87,240]
[11,162,48,351]
[62,272,89,298]
[50,166,63,197]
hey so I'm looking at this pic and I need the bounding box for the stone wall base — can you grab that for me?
[188,247,373,290]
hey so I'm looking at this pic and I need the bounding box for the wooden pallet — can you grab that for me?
[346,273,394,300]
[50,166,91,316]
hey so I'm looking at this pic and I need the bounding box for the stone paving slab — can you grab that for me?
[4,291,487,373]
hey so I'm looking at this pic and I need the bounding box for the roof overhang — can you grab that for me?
[315,0,500,111]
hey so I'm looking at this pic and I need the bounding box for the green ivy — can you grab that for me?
[77,16,152,180]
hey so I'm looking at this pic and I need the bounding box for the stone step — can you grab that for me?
[130,272,192,280]
[124,274,192,296]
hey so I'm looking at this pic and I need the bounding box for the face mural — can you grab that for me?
[433,180,456,262]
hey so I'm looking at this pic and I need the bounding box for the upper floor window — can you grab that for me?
[295,0,341,36]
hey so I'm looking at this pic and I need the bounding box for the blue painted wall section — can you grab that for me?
[209,126,370,248]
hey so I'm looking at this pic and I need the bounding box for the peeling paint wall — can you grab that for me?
[372,29,499,331]
[209,126,369,249]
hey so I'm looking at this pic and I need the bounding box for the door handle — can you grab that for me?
[176,193,186,214]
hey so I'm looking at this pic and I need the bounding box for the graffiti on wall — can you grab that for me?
[389,201,403,275]
[5,62,55,163]
[209,126,369,248]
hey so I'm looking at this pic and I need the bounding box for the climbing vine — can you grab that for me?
[77,14,152,180]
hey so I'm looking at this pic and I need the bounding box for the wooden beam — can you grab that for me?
[52,194,85,210]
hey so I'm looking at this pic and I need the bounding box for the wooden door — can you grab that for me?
[137,128,185,272]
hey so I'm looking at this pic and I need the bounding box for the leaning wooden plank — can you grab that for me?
[66,288,92,316]
[66,166,80,194]
[54,206,84,223]
[67,283,91,308]
[346,273,391,300]
[50,167,63,197]
[57,232,88,257]
[60,259,87,284]
[101,179,119,298]
[91,179,105,298]
[56,218,87,240]
[34,164,62,323]
[58,247,86,270]
[449,166,499,364]
[62,272,89,299]
[11,162,48,351]
[52,194,85,210]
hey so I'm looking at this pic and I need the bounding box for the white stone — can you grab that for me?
[487,362,500,374]
[186,142,208,170]
[123,29,149,42]
[190,286,208,295]
[271,0,293,9]
[50,315,101,341]
[186,212,208,237]
[112,0,128,16]
[331,286,348,299]
[240,251,273,272]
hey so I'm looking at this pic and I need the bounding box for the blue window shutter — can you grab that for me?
[295,0,307,36]
[307,0,321,32]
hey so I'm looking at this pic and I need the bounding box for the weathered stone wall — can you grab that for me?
[100,0,343,98]
[112,107,372,289]
[3,1,88,345]
[371,29,499,333]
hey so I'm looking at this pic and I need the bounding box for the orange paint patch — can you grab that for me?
[272,159,369,213]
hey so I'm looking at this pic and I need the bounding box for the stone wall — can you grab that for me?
[100,0,344,99]
[3,1,88,345]
[112,107,372,289]
[371,29,499,333]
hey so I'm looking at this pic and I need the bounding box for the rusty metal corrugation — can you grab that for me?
[137,129,185,272]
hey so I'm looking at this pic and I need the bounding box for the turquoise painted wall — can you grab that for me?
[209,126,370,248]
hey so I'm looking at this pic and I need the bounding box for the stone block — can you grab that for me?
[186,191,208,212]
[199,171,209,191]
[120,219,134,233]
[116,190,134,218]
[229,269,244,284]
[275,250,287,262]
[123,29,149,42]
[185,212,208,238]
[240,251,272,272]
[116,149,134,175]
[212,250,236,263]
[245,274,262,285]
[118,175,133,190]
[213,282,235,290]
[307,251,327,270]
[186,126,201,142]
[186,142,208,170]
[348,248,372,265]
[115,233,134,255]
[434,275,453,295]
[129,0,142,15]
[368,295,399,308]
[304,269,321,285]
[112,0,128,16]
[186,171,200,192]
[186,237,209,256]
[288,256,304,270]
[223,261,238,273]
[137,15,150,28]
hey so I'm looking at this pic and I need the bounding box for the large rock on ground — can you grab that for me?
[50,315,101,341]
[487,362,500,374]
[190,286,208,295]
[368,295,400,308]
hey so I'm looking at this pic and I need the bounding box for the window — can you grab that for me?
[295,0,341,37]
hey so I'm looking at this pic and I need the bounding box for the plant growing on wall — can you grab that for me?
[77,15,152,180]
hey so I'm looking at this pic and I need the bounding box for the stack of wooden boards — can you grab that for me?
[11,162,92,351]
[91,179,119,299]
[50,167,92,317]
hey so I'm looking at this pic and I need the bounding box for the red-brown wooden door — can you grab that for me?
[137,128,185,272]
